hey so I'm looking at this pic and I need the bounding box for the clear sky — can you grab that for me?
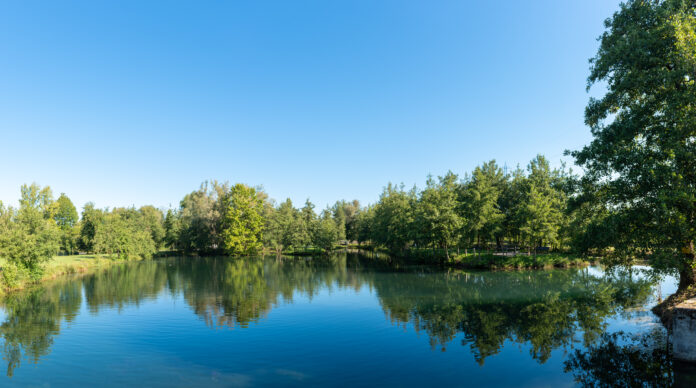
[0,0,621,211]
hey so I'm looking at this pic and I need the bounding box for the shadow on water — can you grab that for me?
[563,329,696,387]
[0,252,693,385]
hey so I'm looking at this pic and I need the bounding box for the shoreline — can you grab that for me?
[0,254,147,295]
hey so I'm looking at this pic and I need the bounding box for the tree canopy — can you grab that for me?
[571,0,696,290]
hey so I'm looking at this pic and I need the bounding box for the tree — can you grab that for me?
[264,198,300,254]
[163,209,181,250]
[498,166,526,247]
[416,172,462,260]
[461,161,505,249]
[313,212,339,252]
[221,184,264,256]
[53,194,78,229]
[79,203,103,252]
[330,201,347,242]
[178,181,228,253]
[517,156,564,254]
[93,212,155,259]
[139,206,165,249]
[18,183,54,220]
[342,200,361,242]
[571,0,696,290]
[0,184,60,280]
[355,206,374,246]
[372,184,416,254]
[298,200,317,249]
[52,193,80,255]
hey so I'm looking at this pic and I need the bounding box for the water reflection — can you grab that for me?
[371,266,654,363]
[0,254,679,383]
[0,280,81,376]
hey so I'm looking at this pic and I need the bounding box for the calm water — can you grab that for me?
[0,253,694,387]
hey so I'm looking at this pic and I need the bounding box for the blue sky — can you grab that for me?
[0,0,620,211]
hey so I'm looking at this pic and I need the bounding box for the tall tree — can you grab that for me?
[0,184,59,279]
[372,184,416,254]
[417,172,463,260]
[139,206,165,249]
[298,200,316,249]
[221,184,264,256]
[264,198,300,254]
[163,209,181,250]
[79,203,103,252]
[571,0,696,290]
[53,194,78,229]
[461,161,505,249]
[313,211,339,252]
[178,181,228,253]
[53,194,79,255]
[515,156,564,254]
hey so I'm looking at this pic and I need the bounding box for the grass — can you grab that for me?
[42,254,141,279]
[0,253,145,294]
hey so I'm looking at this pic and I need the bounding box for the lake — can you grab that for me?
[0,253,694,387]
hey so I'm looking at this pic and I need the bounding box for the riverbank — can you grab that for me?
[452,252,591,270]
[653,285,696,328]
[0,254,145,294]
[371,248,592,269]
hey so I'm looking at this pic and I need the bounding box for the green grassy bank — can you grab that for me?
[0,254,145,294]
[378,247,592,269]
[451,252,591,270]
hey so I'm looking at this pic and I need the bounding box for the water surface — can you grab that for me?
[0,253,692,387]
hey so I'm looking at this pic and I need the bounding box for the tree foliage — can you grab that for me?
[221,184,265,256]
[570,0,696,289]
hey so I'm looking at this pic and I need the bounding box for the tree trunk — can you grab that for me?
[679,242,696,292]
[678,265,696,292]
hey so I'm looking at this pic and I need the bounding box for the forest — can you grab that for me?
[0,154,588,286]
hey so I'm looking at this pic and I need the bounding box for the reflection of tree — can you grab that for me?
[0,280,81,376]
[178,258,272,328]
[175,255,355,328]
[564,330,677,387]
[0,253,663,379]
[373,268,655,364]
[83,261,169,312]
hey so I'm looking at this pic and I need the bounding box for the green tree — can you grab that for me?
[221,184,264,256]
[313,211,339,252]
[330,201,348,242]
[139,205,165,249]
[93,212,156,259]
[79,203,103,252]
[461,161,505,249]
[178,181,228,253]
[54,194,79,255]
[264,198,300,254]
[498,166,526,247]
[53,193,78,229]
[0,184,60,280]
[298,199,317,249]
[371,184,416,254]
[355,205,374,245]
[516,156,564,254]
[163,209,181,250]
[571,0,696,290]
[416,172,463,260]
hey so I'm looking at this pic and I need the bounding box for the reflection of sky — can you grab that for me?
[0,264,680,387]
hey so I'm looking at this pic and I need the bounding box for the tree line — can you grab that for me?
[0,153,583,281]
